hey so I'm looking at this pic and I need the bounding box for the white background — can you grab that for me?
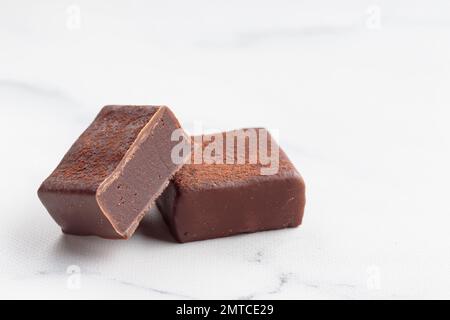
[0,0,449,299]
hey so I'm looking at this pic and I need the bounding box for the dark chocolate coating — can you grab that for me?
[38,105,187,239]
[156,128,306,243]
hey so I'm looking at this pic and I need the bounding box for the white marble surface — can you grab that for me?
[1,0,450,299]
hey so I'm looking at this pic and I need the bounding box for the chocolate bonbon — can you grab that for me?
[157,128,306,243]
[38,105,187,239]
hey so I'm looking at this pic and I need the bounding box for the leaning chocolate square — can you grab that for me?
[38,105,187,239]
[157,128,306,243]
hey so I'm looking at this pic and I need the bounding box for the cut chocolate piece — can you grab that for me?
[156,128,306,243]
[38,105,187,239]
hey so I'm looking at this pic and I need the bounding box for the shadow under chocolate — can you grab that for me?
[135,206,177,243]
